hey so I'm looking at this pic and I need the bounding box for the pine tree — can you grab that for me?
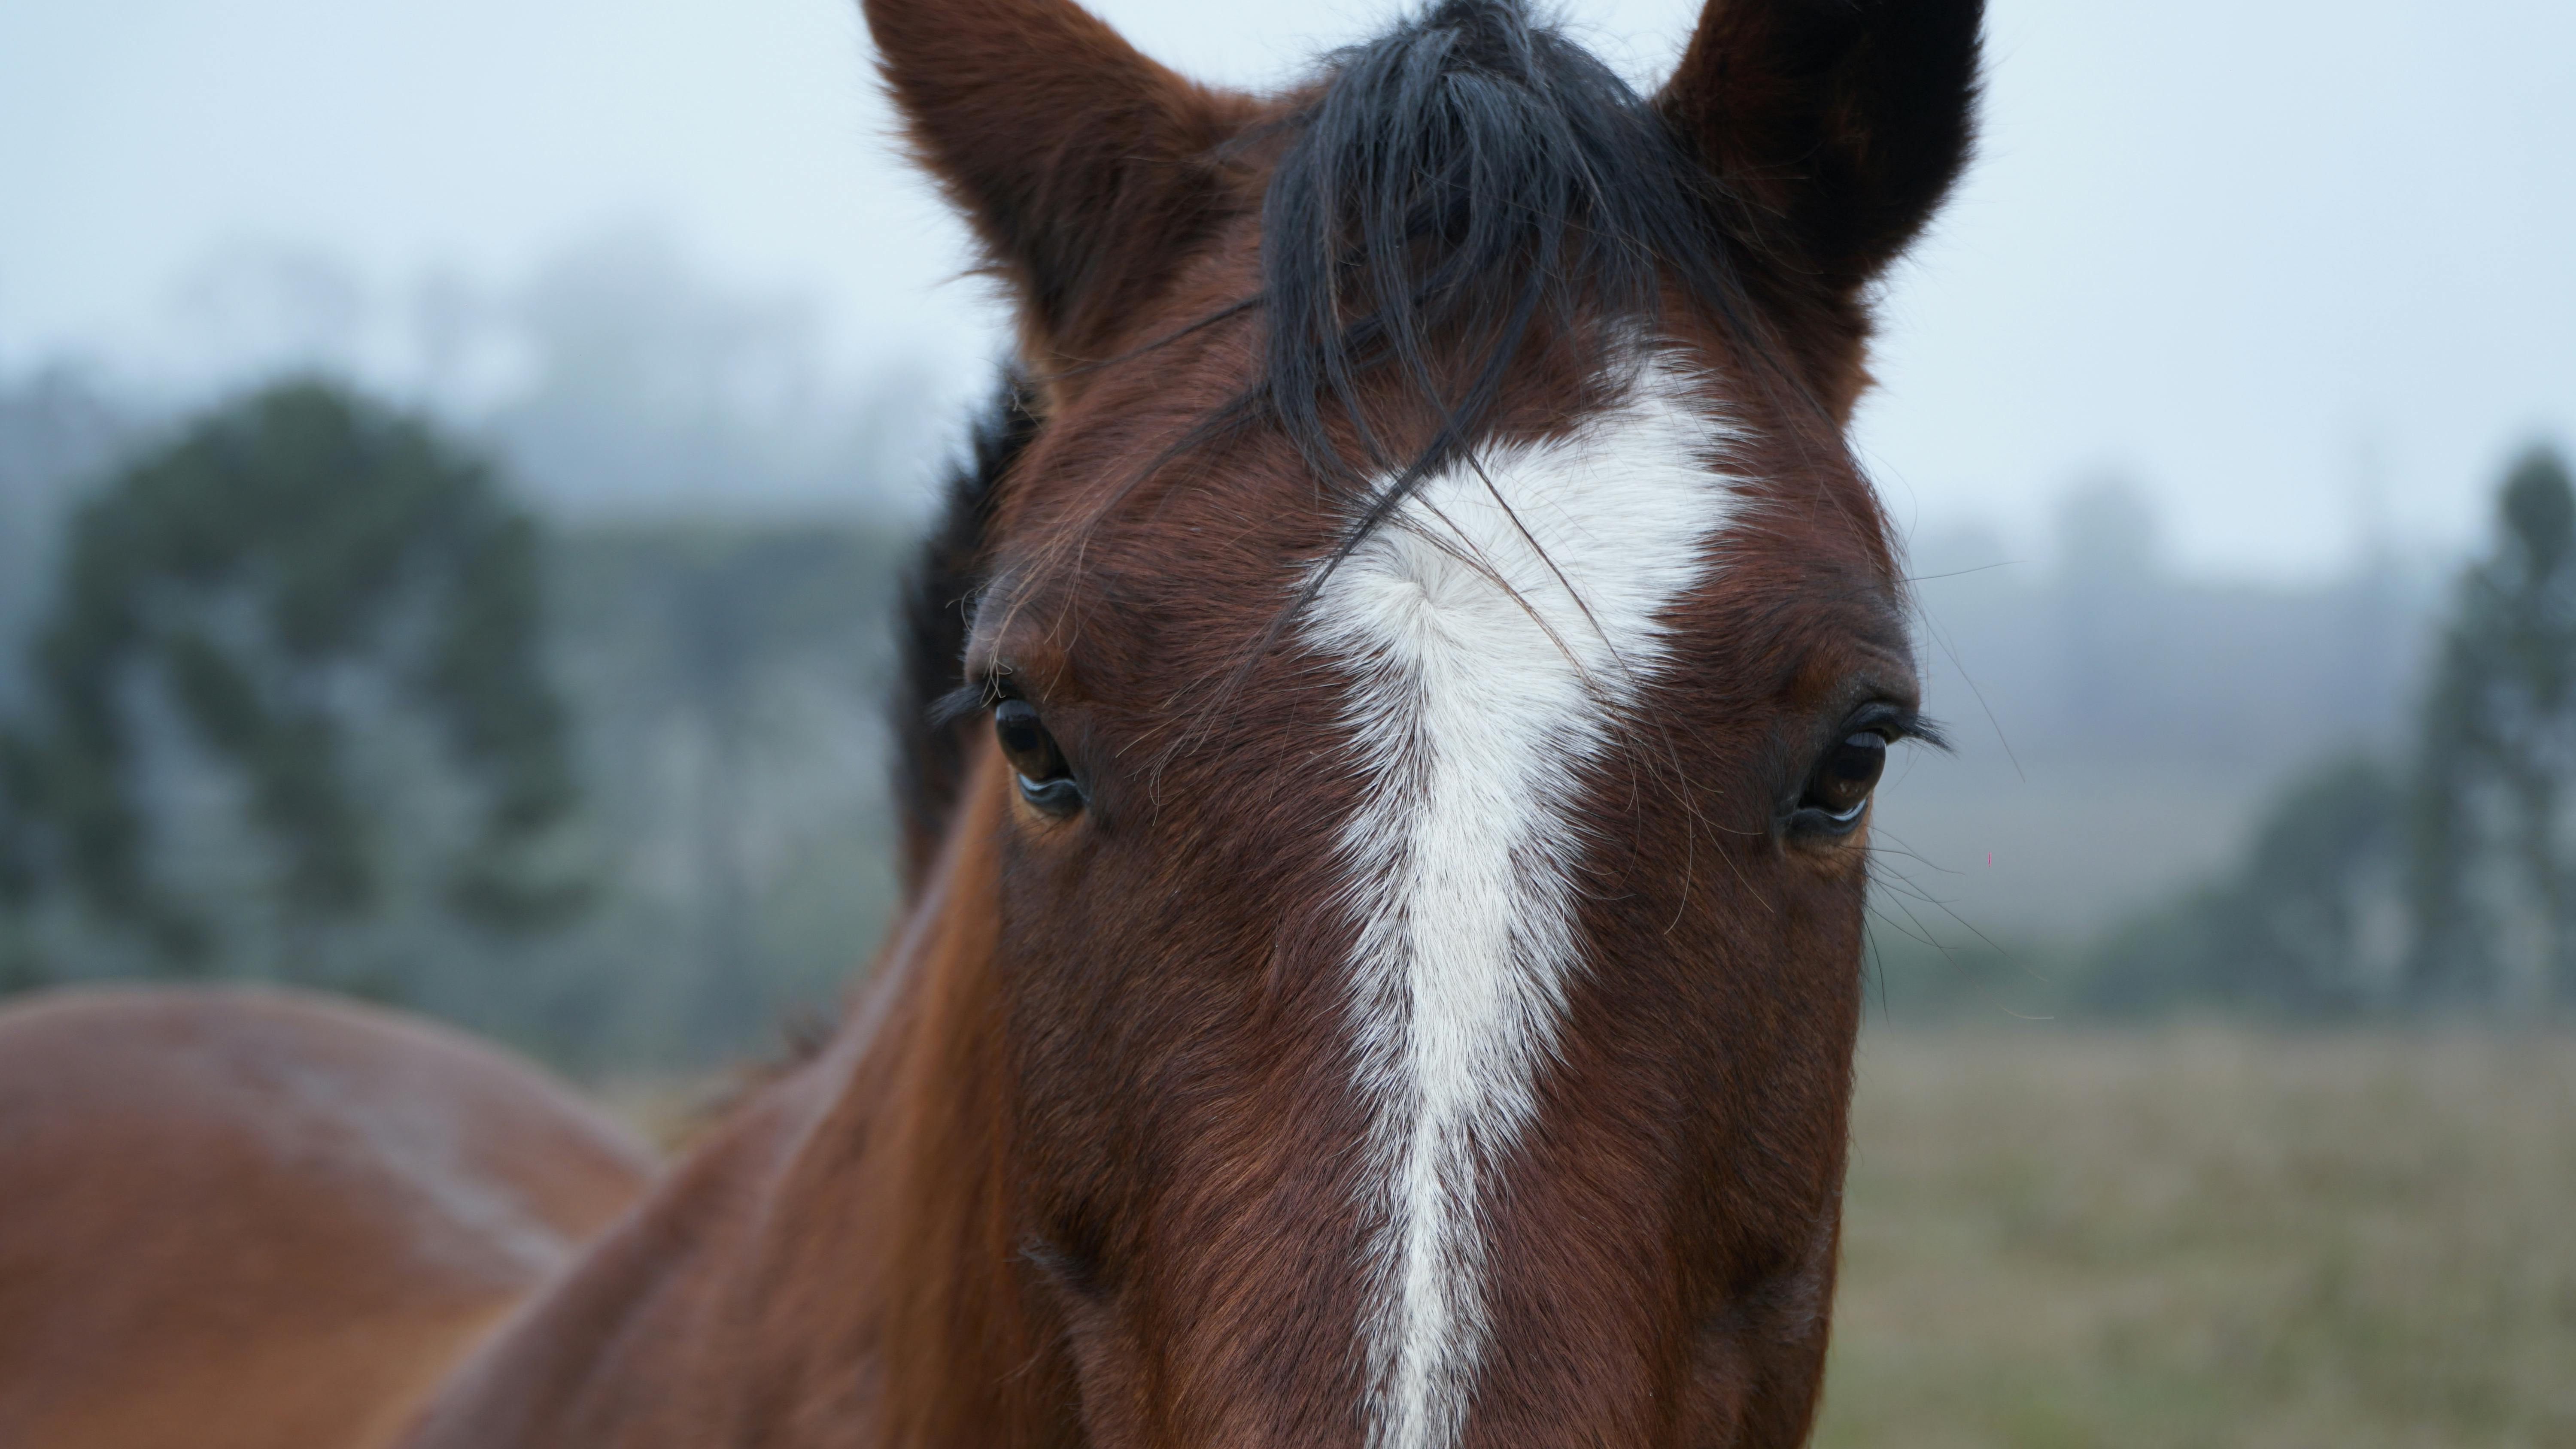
[0,381,591,985]
[2406,446,2576,1010]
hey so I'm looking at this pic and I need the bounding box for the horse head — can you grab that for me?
[864,0,1981,1443]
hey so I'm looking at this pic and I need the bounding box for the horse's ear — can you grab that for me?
[1659,0,1983,296]
[863,0,1256,371]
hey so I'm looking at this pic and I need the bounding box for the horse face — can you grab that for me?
[868,1,1980,1444]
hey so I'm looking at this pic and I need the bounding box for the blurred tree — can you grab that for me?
[2051,476,2172,755]
[2054,475,2161,589]
[555,524,908,1056]
[2406,446,2576,1009]
[2087,756,2407,1015]
[0,367,134,711]
[2085,445,2576,1021]
[0,381,591,985]
[0,738,41,990]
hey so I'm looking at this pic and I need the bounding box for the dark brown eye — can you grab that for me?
[995,699,1084,816]
[1799,732,1887,827]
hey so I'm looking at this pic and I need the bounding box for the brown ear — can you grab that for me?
[1660,0,1983,297]
[863,0,1257,370]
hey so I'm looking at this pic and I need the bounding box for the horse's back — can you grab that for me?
[0,985,655,1449]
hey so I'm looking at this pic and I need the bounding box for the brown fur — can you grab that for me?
[0,1,1979,1443]
[0,988,650,1449]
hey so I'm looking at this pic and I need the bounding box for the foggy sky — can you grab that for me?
[4,0,2570,579]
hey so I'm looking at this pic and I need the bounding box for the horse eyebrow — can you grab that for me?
[930,681,992,728]
[939,653,1050,723]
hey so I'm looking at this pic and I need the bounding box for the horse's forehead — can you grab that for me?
[1005,343,1873,659]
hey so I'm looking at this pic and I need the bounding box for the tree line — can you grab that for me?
[2090,446,2576,1018]
[0,379,912,1067]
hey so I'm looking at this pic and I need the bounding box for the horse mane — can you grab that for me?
[891,370,1040,897]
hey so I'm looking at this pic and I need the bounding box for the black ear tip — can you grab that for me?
[1665,0,1986,291]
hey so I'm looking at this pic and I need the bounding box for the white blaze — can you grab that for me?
[1304,357,1743,1449]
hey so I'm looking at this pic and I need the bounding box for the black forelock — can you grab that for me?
[1257,0,1763,543]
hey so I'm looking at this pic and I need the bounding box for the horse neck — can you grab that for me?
[739,747,1054,1443]
[407,752,1048,1447]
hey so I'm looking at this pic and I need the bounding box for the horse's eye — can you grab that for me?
[1797,732,1887,830]
[995,699,1084,816]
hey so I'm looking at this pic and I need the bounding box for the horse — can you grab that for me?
[0,988,653,1448]
[0,0,1983,1443]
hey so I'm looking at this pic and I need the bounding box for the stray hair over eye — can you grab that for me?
[995,699,1085,817]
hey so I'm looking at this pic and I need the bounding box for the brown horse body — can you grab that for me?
[0,988,650,1449]
[0,1,1983,1444]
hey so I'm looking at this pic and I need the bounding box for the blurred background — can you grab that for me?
[3,1,2572,1443]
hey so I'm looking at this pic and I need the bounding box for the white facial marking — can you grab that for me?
[1305,356,1744,1449]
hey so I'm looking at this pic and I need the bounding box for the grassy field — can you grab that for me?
[1817,1028,2576,1449]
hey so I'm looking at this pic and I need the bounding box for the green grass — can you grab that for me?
[1817,1028,2576,1449]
